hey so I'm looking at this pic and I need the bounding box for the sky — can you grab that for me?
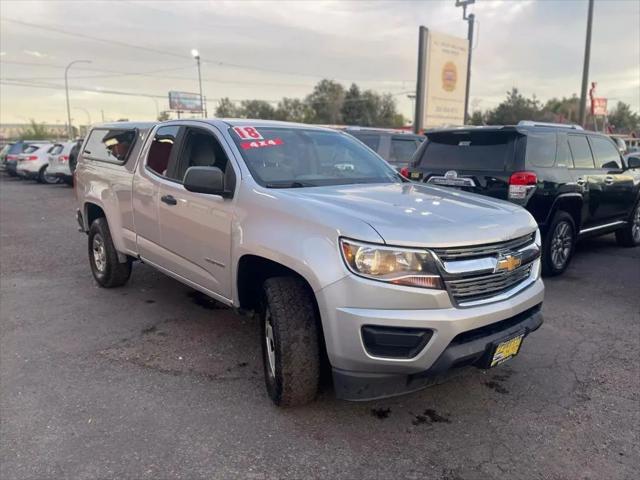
[0,0,639,125]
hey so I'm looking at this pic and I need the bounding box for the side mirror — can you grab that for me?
[601,160,621,170]
[626,156,640,169]
[183,166,229,197]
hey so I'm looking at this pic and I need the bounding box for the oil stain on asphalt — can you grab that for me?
[371,407,391,419]
[412,409,451,426]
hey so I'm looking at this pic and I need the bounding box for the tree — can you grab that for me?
[340,85,404,127]
[305,79,345,124]
[485,88,542,125]
[376,93,404,128]
[274,97,312,123]
[215,97,239,118]
[239,100,276,119]
[19,120,57,140]
[608,102,639,134]
[341,84,366,125]
[157,111,170,121]
[469,110,485,125]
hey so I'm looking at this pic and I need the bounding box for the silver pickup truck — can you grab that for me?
[75,119,544,406]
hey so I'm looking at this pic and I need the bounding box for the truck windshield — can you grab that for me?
[229,126,401,188]
[417,131,518,171]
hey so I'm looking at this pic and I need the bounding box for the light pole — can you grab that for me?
[65,60,91,139]
[456,0,475,125]
[579,0,595,127]
[191,49,206,118]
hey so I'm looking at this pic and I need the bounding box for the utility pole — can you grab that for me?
[191,49,206,118]
[456,0,475,125]
[579,0,595,127]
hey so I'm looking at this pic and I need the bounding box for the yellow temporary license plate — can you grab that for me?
[490,334,524,367]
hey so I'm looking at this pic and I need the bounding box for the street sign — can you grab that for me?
[168,91,203,113]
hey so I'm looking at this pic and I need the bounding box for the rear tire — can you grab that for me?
[261,276,320,407]
[542,211,576,276]
[88,218,132,288]
[615,201,640,247]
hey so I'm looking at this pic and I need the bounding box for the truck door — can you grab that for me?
[133,125,181,266]
[154,123,236,301]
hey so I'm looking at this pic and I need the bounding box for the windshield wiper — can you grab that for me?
[265,181,315,188]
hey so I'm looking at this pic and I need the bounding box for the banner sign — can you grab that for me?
[422,30,469,128]
[168,91,203,112]
[589,83,607,116]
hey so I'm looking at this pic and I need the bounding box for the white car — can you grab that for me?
[47,140,79,185]
[16,143,57,184]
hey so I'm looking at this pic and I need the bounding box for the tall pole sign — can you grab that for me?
[413,26,428,134]
[456,0,475,124]
[414,26,469,132]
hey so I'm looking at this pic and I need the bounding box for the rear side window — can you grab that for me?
[417,131,517,171]
[23,145,40,154]
[50,144,64,156]
[567,135,594,168]
[84,128,136,164]
[589,136,621,169]
[146,126,179,177]
[389,138,419,166]
[525,132,556,167]
[350,133,381,152]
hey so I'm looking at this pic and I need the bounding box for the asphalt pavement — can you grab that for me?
[1,173,639,480]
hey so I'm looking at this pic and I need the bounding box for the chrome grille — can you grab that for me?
[431,233,535,261]
[445,264,533,304]
[431,232,538,306]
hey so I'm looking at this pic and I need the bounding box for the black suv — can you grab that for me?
[407,121,640,276]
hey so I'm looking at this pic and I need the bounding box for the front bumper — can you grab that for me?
[333,304,543,400]
[316,270,544,400]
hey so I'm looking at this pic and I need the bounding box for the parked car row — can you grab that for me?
[0,138,82,184]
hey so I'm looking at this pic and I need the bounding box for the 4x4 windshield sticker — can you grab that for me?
[233,126,263,140]
[240,138,284,150]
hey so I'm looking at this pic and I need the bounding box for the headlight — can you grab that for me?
[339,239,443,289]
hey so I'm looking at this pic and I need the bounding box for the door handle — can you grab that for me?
[576,177,586,186]
[161,194,177,206]
[604,176,614,184]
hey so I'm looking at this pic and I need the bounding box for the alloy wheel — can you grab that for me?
[632,204,640,243]
[550,221,573,270]
[92,234,107,272]
[264,308,276,379]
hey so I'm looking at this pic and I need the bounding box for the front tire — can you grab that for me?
[38,166,59,184]
[542,211,576,276]
[615,201,640,247]
[261,277,320,407]
[88,218,132,288]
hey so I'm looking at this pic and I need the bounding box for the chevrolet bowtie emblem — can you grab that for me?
[495,254,522,273]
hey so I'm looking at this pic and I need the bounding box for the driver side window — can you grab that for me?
[167,127,235,189]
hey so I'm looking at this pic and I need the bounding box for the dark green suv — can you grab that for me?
[407,121,640,276]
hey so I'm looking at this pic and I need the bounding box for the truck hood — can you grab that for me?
[276,182,537,248]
